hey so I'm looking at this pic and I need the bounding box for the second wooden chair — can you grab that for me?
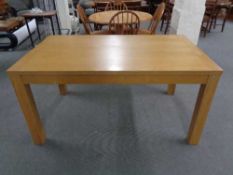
[109,10,140,34]
[77,4,109,34]
[139,2,165,34]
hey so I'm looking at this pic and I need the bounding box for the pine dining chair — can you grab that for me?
[139,2,165,34]
[109,10,140,34]
[77,4,109,34]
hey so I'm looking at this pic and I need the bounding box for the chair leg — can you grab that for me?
[94,23,98,30]
[213,16,217,29]
[58,84,67,96]
[221,17,227,32]
[208,17,214,32]
[204,28,207,37]
[167,84,176,95]
[203,24,208,37]
[160,18,165,31]
[204,19,211,37]
[164,21,170,34]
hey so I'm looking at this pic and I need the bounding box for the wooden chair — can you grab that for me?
[212,0,232,32]
[109,10,140,34]
[202,0,218,37]
[77,4,109,34]
[160,0,174,34]
[139,2,165,34]
[104,0,128,11]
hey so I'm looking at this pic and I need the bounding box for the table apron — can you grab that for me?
[19,74,210,84]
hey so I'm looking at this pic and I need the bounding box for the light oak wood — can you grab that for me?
[89,10,152,24]
[21,74,209,84]
[58,84,67,95]
[9,74,45,145]
[187,75,221,144]
[7,35,223,145]
[8,36,223,74]
[167,84,176,95]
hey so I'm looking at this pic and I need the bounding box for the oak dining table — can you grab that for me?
[8,35,223,145]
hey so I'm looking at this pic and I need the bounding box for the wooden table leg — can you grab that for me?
[58,84,67,96]
[167,84,176,95]
[187,75,221,145]
[9,75,45,144]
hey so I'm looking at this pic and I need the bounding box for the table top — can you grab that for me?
[0,17,24,31]
[21,10,57,18]
[8,35,222,75]
[89,10,152,24]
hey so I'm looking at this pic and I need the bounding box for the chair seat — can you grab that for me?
[138,29,152,35]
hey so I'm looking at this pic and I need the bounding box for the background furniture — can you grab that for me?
[160,0,173,34]
[0,32,17,49]
[89,10,152,24]
[0,19,36,50]
[77,4,109,34]
[139,2,165,34]
[202,0,232,37]
[202,0,218,37]
[0,1,38,50]
[104,1,128,11]
[0,17,24,32]
[213,0,232,32]
[21,10,61,47]
[94,0,143,12]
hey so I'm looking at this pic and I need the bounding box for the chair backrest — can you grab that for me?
[109,10,140,34]
[105,0,128,11]
[148,2,165,34]
[76,4,92,34]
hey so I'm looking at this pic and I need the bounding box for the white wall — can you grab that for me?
[55,0,71,31]
[170,0,206,44]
